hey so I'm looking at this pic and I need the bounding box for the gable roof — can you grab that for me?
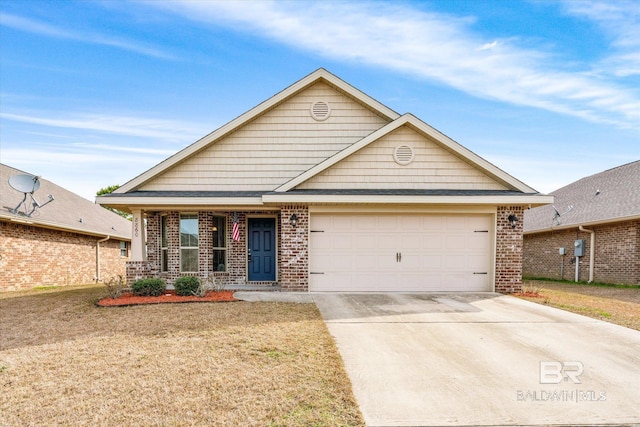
[276,114,537,193]
[99,68,553,209]
[1,163,131,240]
[524,160,640,233]
[115,68,400,194]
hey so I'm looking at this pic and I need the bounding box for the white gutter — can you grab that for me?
[579,226,595,283]
[96,235,110,282]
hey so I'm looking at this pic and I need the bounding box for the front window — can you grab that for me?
[120,241,128,257]
[212,216,227,272]
[161,216,168,272]
[180,214,198,272]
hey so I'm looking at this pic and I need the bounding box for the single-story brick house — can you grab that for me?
[523,160,640,285]
[97,69,552,293]
[1,163,131,291]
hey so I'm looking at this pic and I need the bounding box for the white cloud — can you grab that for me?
[1,111,204,142]
[561,0,640,78]
[146,0,640,129]
[2,146,168,200]
[479,41,498,51]
[0,12,177,60]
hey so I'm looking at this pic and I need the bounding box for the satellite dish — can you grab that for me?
[9,174,40,193]
[7,173,54,217]
[551,204,574,226]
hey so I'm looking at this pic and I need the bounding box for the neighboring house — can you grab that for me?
[97,69,552,293]
[523,161,640,285]
[0,163,131,291]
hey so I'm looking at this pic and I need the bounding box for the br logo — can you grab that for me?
[540,361,584,384]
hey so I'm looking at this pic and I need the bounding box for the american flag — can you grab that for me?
[232,212,240,241]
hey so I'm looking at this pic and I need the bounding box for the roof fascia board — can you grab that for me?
[262,193,554,205]
[524,213,640,235]
[403,115,538,193]
[0,215,130,241]
[97,196,265,207]
[115,68,400,194]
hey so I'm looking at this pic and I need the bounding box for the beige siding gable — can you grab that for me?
[297,125,509,190]
[140,82,391,192]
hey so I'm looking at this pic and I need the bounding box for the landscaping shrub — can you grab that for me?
[131,278,166,297]
[103,275,126,299]
[174,276,201,296]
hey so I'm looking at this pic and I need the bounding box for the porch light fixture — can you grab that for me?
[289,213,298,228]
[508,214,519,228]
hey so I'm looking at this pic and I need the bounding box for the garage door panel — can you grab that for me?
[309,213,492,292]
[445,234,467,249]
[401,233,422,250]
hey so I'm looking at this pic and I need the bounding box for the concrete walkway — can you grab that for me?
[234,292,640,426]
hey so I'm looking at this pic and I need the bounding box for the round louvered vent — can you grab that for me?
[310,101,331,121]
[393,145,415,165]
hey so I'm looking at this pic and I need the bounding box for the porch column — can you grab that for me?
[131,209,147,262]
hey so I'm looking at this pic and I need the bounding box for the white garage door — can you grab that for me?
[309,214,493,292]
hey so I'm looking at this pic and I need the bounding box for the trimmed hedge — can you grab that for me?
[131,278,166,297]
[174,276,201,296]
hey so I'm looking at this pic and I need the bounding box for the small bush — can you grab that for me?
[174,276,201,296]
[131,278,166,297]
[207,273,227,293]
[104,275,126,299]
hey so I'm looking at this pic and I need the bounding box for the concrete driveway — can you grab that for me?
[312,293,640,427]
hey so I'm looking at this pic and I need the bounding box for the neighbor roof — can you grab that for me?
[524,160,640,233]
[1,163,131,240]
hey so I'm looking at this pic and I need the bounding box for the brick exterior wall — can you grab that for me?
[495,206,525,293]
[140,210,280,288]
[279,205,309,291]
[523,219,640,285]
[1,220,129,291]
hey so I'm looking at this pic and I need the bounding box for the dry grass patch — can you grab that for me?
[517,280,640,331]
[0,285,364,426]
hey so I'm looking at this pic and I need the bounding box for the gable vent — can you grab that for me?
[393,145,415,165]
[310,101,331,121]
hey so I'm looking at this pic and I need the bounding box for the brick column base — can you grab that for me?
[279,205,309,291]
[495,206,525,293]
[126,261,151,286]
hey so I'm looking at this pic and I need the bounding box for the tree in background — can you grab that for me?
[96,185,131,220]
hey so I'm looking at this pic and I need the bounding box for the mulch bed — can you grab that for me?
[97,290,237,307]
[513,292,545,298]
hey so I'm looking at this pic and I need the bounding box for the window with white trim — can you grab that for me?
[120,241,128,257]
[212,216,227,272]
[180,214,198,272]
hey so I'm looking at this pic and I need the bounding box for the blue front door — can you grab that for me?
[248,218,276,281]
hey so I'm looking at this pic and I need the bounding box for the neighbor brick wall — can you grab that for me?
[495,206,525,293]
[1,220,129,291]
[523,220,640,285]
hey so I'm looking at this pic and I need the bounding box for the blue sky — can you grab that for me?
[1,0,638,201]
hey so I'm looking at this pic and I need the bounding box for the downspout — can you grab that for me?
[579,226,595,283]
[96,235,110,282]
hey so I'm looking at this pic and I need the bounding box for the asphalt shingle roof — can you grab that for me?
[1,164,131,240]
[524,160,640,233]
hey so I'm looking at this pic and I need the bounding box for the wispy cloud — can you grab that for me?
[1,111,204,142]
[0,12,177,60]
[561,0,640,77]
[147,1,640,129]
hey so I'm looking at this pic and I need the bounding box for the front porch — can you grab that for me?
[126,206,309,291]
